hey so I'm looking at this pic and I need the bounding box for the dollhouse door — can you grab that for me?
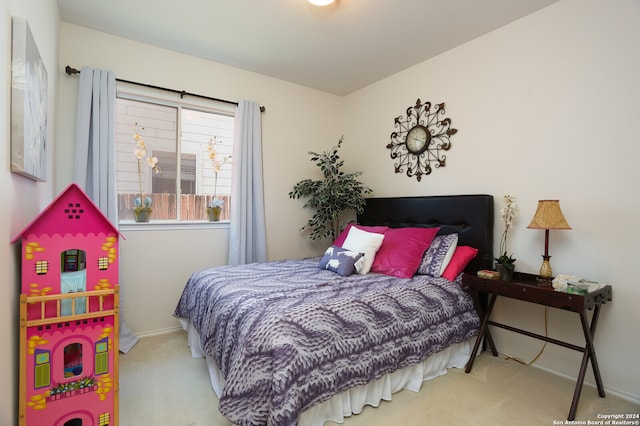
[61,249,87,315]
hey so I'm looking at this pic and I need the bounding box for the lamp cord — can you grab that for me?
[504,306,548,365]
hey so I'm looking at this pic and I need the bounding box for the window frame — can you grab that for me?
[115,83,235,230]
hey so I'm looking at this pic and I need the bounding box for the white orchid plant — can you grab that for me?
[133,123,161,216]
[495,194,519,270]
[207,137,231,209]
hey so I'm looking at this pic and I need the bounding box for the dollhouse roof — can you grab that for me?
[11,183,122,242]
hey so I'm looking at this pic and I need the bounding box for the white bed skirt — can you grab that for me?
[179,318,474,426]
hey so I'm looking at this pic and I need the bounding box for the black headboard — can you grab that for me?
[357,195,494,274]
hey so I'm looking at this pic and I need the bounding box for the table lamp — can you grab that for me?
[527,200,572,279]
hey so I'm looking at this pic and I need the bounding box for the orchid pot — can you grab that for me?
[207,198,224,222]
[207,206,222,222]
[134,196,153,223]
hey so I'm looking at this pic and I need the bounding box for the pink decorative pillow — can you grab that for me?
[333,223,388,247]
[441,246,479,281]
[371,227,440,278]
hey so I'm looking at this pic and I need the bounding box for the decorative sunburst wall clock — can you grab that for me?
[387,99,457,182]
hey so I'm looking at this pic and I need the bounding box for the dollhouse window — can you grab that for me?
[35,260,48,275]
[63,343,83,378]
[62,249,86,272]
[64,202,85,220]
[98,412,111,425]
[34,349,51,388]
[98,257,109,270]
[95,338,109,375]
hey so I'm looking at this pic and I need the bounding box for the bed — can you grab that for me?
[174,194,494,426]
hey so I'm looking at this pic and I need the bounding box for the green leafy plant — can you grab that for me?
[289,137,372,241]
[49,376,96,395]
[495,252,517,271]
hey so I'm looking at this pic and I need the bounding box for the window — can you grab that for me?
[152,151,196,194]
[62,249,86,272]
[35,260,48,275]
[115,92,235,223]
[97,257,109,270]
[95,338,109,375]
[98,413,110,426]
[34,349,51,388]
[63,342,83,378]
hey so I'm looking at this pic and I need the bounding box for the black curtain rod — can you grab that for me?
[65,66,265,112]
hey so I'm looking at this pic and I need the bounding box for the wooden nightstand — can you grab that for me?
[462,272,612,421]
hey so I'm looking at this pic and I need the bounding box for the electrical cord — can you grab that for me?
[504,306,548,365]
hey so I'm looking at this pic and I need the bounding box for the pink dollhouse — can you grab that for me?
[12,183,122,426]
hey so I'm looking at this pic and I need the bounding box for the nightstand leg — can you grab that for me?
[484,326,498,356]
[466,293,498,373]
[568,305,605,421]
[586,305,605,396]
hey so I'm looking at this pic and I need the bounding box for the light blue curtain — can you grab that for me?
[228,100,267,264]
[73,66,139,353]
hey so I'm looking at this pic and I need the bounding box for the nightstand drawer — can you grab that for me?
[473,278,583,310]
[462,273,612,312]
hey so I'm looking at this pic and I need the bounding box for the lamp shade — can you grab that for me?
[527,200,572,230]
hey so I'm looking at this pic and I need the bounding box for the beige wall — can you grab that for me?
[1,1,59,424]
[2,1,638,424]
[57,23,342,335]
[342,0,640,404]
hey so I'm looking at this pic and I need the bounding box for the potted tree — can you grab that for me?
[289,137,372,241]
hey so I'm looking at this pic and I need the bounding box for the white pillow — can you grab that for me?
[342,226,385,274]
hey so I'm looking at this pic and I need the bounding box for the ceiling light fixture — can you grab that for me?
[308,0,335,6]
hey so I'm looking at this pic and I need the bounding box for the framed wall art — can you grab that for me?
[11,16,48,182]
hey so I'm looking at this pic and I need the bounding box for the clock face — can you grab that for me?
[406,125,430,154]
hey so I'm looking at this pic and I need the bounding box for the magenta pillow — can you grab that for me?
[441,246,479,281]
[370,227,440,278]
[334,223,388,247]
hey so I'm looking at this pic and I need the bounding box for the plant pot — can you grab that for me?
[496,264,514,282]
[135,208,151,223]
[207,207,222,222]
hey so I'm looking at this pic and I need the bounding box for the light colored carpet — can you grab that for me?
[119,331,639,426]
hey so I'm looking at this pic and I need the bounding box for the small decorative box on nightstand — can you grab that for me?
[477,269,500,280]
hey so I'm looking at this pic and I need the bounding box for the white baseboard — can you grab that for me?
[135,325,183,339]
[497,351,640,405]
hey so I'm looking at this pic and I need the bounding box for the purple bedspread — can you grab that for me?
[174,257,479,426]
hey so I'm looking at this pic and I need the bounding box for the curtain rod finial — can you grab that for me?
[65,65,80,76]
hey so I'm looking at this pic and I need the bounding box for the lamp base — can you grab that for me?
[539,255,552,279]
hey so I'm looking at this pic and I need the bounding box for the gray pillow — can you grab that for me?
[319,245,365,276]
[417,233,458,276]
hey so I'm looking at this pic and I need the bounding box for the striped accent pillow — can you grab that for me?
[417,233,458,277]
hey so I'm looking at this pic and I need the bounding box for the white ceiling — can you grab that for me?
[57,0,560,96]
